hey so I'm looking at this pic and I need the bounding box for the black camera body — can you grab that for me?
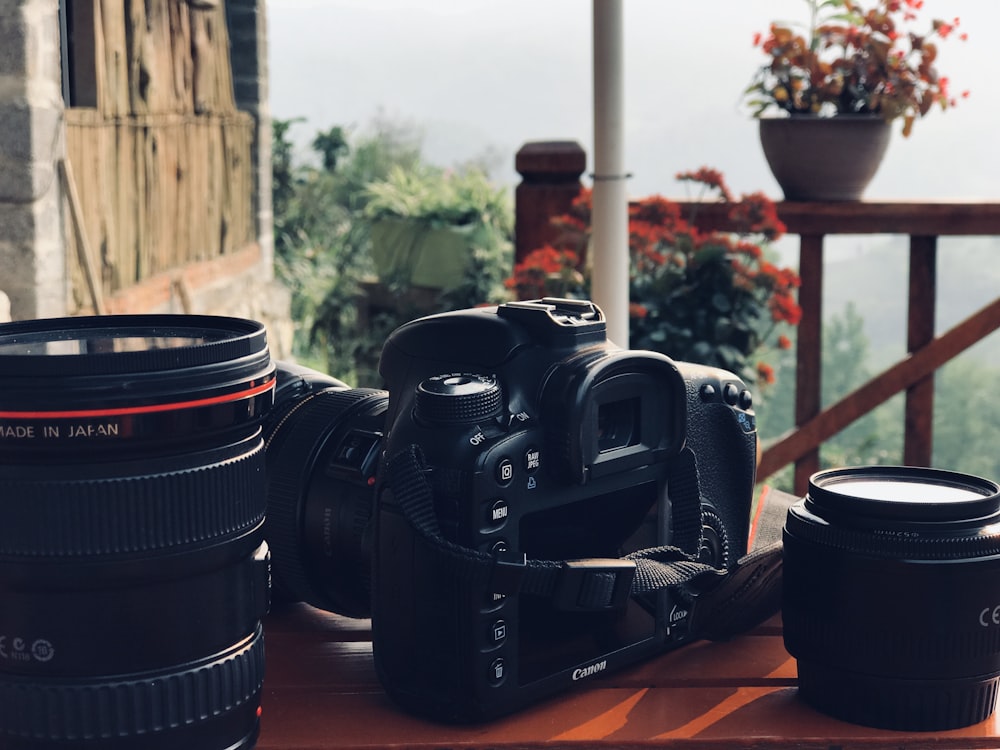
[372,298,757,721]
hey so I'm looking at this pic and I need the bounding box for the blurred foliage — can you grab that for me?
[272,118,512,385]
[759,302,1000,493]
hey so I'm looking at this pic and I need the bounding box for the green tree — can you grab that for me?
[933,356,1000,480]
[312,125,349,172]
[758,302,903,492]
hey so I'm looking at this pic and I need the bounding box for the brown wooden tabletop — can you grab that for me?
[256,603,1000,750]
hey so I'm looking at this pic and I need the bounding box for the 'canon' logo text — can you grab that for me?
[572,660,607,681]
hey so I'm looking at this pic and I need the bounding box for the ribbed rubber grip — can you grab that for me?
[797,658,1000,731]
[0,438,265,557]
[0,627,265,745]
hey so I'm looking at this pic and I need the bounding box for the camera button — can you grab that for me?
[486,499,509,528]
[495,457,515,486]
[723,383,740,405]
[488,619,507,647]
[524,447,540,474]
[699,383,717,402]
[483,591,507,610]
[488,657,506,686]
[739,389,753,410]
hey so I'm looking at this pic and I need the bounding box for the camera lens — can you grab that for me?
[783,465,1000,730]
[264,370,388,617]
[0,315,274,749]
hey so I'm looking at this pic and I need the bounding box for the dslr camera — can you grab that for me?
[368,298,758,721]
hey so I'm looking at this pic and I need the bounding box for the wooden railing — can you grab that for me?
[682,201,1000,494]
[513,144,1000,495]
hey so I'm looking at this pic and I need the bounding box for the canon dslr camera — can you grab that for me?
[372,298,757,721]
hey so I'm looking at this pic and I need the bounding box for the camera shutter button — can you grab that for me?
[414,374,502,425]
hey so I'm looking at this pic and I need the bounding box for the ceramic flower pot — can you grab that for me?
[758,115,892,201]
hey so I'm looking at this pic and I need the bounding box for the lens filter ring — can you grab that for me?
[0,315,275,454]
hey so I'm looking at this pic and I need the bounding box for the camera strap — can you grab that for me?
[384,444,790,642]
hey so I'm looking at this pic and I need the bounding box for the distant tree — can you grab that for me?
[933,356,1000,480]
[312,125,349,172]
[272,117,305,220]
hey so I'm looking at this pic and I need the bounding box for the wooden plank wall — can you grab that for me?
[64,0,254,314]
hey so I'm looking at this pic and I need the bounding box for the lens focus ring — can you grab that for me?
[0,438,265,558]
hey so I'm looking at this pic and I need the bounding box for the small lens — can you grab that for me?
[783,465,1000,731]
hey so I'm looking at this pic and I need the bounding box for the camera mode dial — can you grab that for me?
[414,373,503,425]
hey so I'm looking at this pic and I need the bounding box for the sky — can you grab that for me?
[266,0,1000,202]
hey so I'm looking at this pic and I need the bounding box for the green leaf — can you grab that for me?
[711,294,733,313]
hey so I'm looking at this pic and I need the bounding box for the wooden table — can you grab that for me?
[257,602,1000,749]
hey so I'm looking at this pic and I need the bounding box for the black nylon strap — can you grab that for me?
[383,444,787,636]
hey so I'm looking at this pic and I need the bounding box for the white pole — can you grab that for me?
[591,0,629,347]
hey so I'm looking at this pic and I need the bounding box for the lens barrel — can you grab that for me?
[783,465,1000,731]
[264,374,387,617]
[0,315,275,749]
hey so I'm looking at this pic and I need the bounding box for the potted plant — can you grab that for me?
[364,165,512,294]
[744,0,967,200]
[506,168,801,388]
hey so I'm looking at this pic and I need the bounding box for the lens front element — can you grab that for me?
[783,466,1000,731]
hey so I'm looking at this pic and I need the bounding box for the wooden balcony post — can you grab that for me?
[514,141,587,265]
[904,236,937,466]
[794,234,825,495]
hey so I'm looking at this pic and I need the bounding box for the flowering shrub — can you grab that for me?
[745,0,968,136]
[506,169,801,386]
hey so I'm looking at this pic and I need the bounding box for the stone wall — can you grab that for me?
[0,0,292,358]
[0,0,66,320]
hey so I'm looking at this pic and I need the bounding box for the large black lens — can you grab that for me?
[0,315,274,749]
[783,465,1000,731]
[263,364,387,617]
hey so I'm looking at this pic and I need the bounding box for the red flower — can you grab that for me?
[757,362,776,385]
[505,169,799,389]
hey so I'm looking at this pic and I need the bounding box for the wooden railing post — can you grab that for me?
[794,234,825,495]
[514,141,586,265]
[905,236,938,466]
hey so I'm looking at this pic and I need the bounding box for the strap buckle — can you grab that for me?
[552,558,636,612]
[488,547,528,594]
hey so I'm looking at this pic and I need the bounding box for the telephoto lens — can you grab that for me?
[783,465,1000,731]
[0,315,275,749]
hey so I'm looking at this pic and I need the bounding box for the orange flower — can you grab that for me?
[757,362,777,385]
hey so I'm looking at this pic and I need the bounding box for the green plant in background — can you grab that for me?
[272,118,513,386]
[363,164,513,312]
